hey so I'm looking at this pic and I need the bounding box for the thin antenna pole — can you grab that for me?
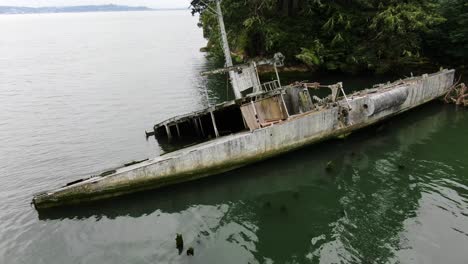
[215,0,241,99]
[198,0,218,15]
[274,62,281,87]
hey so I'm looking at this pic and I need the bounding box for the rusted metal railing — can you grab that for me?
[261,80,280,92]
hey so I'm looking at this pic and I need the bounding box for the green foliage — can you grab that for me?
[191,0,463,74]
[295,40,324,67]
[427,0,468,67]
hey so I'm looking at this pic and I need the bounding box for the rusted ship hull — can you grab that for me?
[32,70,455,209]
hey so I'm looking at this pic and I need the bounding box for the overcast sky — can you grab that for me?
[0,0,191,8]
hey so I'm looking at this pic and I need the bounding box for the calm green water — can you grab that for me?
[0,11,467,264]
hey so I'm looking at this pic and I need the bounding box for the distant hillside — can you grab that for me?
[0,4,155,14]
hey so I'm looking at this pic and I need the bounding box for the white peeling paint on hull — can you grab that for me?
[32,70,455,209]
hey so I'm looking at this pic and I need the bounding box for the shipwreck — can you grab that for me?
[32,0,455,209]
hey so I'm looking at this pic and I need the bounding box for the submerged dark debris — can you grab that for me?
[176,234,184,254]
[186,247,194,256]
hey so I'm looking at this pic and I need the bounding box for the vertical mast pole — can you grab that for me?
[274,62,281,88]
[215,0,241,99]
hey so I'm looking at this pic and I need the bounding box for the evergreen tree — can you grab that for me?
[191,0,459,74]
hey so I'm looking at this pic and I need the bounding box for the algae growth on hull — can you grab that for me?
[33,70,455,208]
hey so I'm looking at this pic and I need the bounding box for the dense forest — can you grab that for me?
[190,0,467,75]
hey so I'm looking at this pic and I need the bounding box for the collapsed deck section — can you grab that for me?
[149,81,357,152]
[153,101,245,142]
[149,87,317,151]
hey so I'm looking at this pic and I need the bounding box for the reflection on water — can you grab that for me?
[0,11,467,264]
[35,103,468,263]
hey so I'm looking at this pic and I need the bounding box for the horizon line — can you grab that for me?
[0,4,190,10]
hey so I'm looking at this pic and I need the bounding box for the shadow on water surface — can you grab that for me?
[36,102,463,263]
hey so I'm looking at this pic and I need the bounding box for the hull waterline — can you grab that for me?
[32,70,455,209]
